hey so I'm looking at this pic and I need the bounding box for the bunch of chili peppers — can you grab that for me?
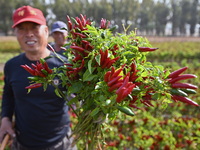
[167,67,198,106]
[21,14,199,149]
[21,59,53,89]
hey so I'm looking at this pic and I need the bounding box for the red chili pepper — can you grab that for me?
[106,59,116,68]
[76,17,84,31]
[36,62,43,70]
[112,56,120,62]
[115,82,135,103]
[81,40,90,45]
[104,71,111,82]
[141,100,154,107]
[104,57,119,69]
[67,21,73,30]
[80,14,86,26]
[130,73,138,82]
[118,87,132,103]
[47,44,56,52]
[111,68,123,79]
[100,50,104,65]
[116,75,129,94]
[66,15,71,22]
[130,61,137,72]
[67,67,74,71]
[107,75,122,87]
[35,69,46,77]
[127,83,136,93]
[171,83,198,89]
[101,58,110,68]
[138,47,158,52]
[77,59,85,70]
[21,65,35,76]
[116,87,126,103]
[100,18,106,29]
[72,54,83,62]
[70,45,85,53]
[129,103,140,109]
[168,67,188,78]
[111,66,115,75]
[65,63,73,66]
[43,62,53,74]
[73,32,87,38]
[171,95,199,106]
[100,50,109,66]
[108,82,123,92]
[31,63,37,69]
[169,74,197,83]
[25,83,42,89]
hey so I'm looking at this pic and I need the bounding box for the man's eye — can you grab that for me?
[32,24,40,29]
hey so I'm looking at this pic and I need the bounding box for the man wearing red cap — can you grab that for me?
[0,6,76,150]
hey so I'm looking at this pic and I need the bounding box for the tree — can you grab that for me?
[118,0,140,33]
[50,0,72,23]
[154,1,170,36]
[188,0,198,36]
[137,0,155,35]
[170,0,181,36]
[0,0,16,35]
[179,0,191,36]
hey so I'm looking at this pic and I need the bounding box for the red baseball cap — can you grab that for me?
[12,5,46,28]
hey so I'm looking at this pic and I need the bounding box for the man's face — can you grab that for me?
[52,31,68,46]
[14,22,49,53]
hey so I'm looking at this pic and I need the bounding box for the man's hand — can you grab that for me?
[0,117,15,143]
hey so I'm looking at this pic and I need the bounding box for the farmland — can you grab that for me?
[0,36,199,149]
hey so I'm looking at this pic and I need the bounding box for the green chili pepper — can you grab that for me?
[170,88,188,97]
[39,58,45,65]
[27,76,40,81]
[181,88,197,94]
[101,32,105,39]
[117,106,135,116]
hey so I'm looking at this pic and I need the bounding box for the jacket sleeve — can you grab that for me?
[1,63,15,120]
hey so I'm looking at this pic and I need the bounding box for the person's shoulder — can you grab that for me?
[46,51,67,64]
[5,53,24,66]
[4,53,25,72]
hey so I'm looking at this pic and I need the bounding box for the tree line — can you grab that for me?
[0,0,199,36]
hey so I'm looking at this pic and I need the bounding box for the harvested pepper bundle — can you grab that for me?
[22,14,199,149]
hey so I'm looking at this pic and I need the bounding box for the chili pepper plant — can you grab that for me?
[22,15,199,149]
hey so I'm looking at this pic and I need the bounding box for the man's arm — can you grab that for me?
[0,117,15,143]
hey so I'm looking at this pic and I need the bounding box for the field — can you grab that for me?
[0,36,200,149]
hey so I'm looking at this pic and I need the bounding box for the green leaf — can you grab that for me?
[43,82,48,91]
[95,54,101,66]
[83,69,97,81]
[90,107,100,117]
[55,88,62,98]
[88,59,93,74]
[69,82,84,93]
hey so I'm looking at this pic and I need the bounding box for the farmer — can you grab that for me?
[0,5,76,150]
[49,21,69,56]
